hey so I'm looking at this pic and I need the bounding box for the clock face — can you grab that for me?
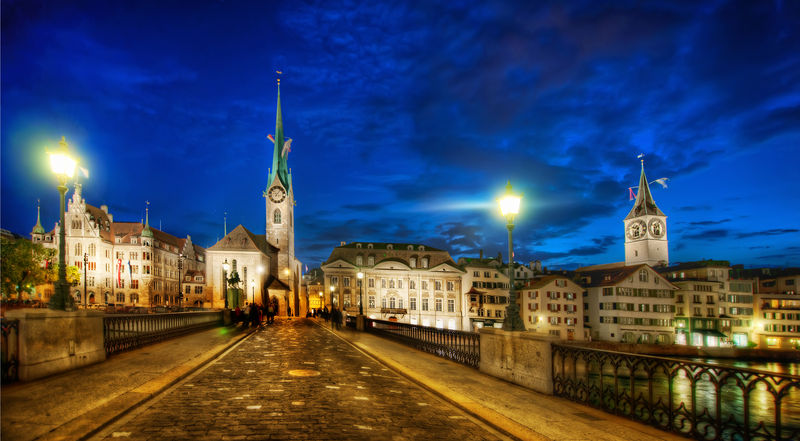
[268,186,286,203]
[626,220,647,240]
[649,219,665,238]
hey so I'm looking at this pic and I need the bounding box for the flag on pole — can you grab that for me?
[267,134,275,143]
[628,187,636,201]
[281,138,292,157]
[117,259,122,287]
[652,177,669,189]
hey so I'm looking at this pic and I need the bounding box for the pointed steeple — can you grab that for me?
[625,159,665,220]
[33,199,45,234]
[142,201,154,238]
[268,76,291,191]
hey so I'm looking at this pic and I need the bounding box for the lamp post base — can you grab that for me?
[49,281,75,311]
[502,304,525,331]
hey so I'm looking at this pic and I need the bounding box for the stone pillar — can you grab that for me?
[5,309,106,381]
[478,328,558,395]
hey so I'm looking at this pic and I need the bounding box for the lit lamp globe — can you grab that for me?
[48,136,77,311]
[357,272,364,315]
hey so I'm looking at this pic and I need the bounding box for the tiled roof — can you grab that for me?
[207,224,276,255]
[337,242,444,252]
[657,260,731,272]
[323,241,455,269]
[576,264,646,287]
[524,275,579,289]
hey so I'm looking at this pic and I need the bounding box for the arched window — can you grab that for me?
[274,209,282,224]
[356,255,363,266]
[74,290,81,302]
[410,257,417,268]
[639,269,648,282]
[421,257,429,268]
[88,292,95,303]
[75,242,82,256]
[368,255,375,266]
[88,243,96,257]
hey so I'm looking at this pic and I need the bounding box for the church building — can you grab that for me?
[205,81,303,314]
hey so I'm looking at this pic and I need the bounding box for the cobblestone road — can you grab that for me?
[95,318,509,441]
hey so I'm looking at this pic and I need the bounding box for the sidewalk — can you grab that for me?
[331,323,688,441]
[1,325,252,441]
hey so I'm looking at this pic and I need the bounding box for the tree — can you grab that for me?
[1,237,53,299]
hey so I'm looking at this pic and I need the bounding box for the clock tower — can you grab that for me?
[624,159,668,267]
[264,79,296,281]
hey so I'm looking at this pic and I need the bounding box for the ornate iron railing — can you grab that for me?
[1,318,20,383]
[104,311,223,355]
[365,318,480,368]
[552,344,800,441]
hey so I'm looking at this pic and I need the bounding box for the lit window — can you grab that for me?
[273,209,281,224]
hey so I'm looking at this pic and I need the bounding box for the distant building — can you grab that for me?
[578,263,677,343]
[458,256,510,330]
[752,268,800,349]
[322,242,466,330]
[32,185,205,307]
[519,275,586,341]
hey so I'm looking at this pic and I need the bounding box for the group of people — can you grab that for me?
[230,302,345,329]
[231,300,278,327]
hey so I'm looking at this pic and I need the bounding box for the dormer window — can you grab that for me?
[356,243,362,249]
[367,243,373,249]
[387,244,393,250]
[419,246,425,251]
[407,245,413,250]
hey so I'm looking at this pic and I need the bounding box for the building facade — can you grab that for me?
[322,242,466,330]
[519,275,586,341]
[31,187,205,308]
[458,257,509,330]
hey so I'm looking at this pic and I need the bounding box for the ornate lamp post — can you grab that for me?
[178,253,184,310]
[357,271,364,315]
[499,181,525,331]
[83,253,88,308]
[250,279,255,304]
[48,136,77,311]
[222,259,230,309]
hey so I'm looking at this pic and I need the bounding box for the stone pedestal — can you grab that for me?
[479,328,558,395]
[356,315,366,331]
[5,309,106,382]
[223,308,232,326]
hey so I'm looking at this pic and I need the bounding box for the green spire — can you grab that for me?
[142,201,154,238]
[268,79,291,191]
[33,199,45,234]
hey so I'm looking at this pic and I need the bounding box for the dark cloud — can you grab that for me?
[737,229,799,239]
[686,219,732,226]
[682,229,730,241]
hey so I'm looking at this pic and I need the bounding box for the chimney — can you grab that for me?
[479,249,483,259]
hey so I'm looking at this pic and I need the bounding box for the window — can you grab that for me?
[331,276,338,285]
[131,280,139,289]
[639,270,648,282]
[185,285,191,294]
[381,279,387,288]
[390,297,396,308]
[484,271,490,278]
[435,298,443,311]
[409,280,416,290]
[410,297,417,310]
[410,257,416,268]
[381,297,386,308]
[356,255,363,266]
[368,256,375,266]
[88,243,96,257]
[435,281,442,291]
[448,299,455,312]
[389,280,395,289]
[273,209,281,224]
[74,242,82,256]
[130,293,139,303]
[495,310,502,318]
[398,280,403,289]
[447,281,454,291]
[422,281,428,290]
[195,286,203,294]
[422,298,429,311]
[343,277,350,287]
[421,257,429,268]
[368,278,374,288]
[116,293,125,302]
[368,295,375,308]
[398,298,404,309]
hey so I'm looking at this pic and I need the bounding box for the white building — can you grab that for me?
[458,256,509,330]
[322,242,466,330]
[31,187,205,308]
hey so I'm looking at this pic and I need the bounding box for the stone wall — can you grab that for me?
[5,309,105,381]
[478,328,559,395]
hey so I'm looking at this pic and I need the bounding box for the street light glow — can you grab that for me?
[498,181,521,217]
[357,272,363,279]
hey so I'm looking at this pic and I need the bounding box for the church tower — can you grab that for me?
[264,78,295,279]
[624,159,668,267]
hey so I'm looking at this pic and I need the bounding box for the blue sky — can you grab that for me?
[2,0,799,270]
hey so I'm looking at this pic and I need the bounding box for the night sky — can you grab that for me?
[2,0,799,271]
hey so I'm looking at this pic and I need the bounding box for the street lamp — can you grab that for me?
[498,181,525,331]
[83,253,88,309]
[178,253,184,310]
[222,259,230,309]
[330,285,336,308]
[357,271,364,315]
[250,279,255,304]
[48,136,77,311]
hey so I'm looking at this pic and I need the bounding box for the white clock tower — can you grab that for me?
[624,159,668,267]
